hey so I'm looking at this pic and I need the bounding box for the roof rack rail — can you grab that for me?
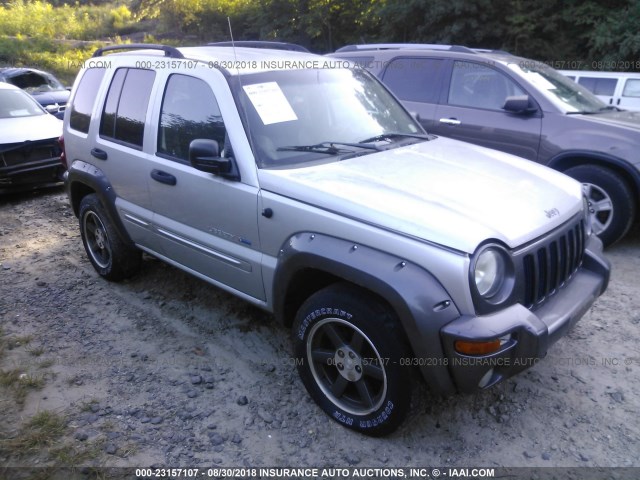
[335,43,511,55]
[471,48,512,55]
[92,44,184,58]
[208,41,310,53]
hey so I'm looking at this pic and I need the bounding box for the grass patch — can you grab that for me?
[13,335,33,344]
[38,359,55,369]
[1,410,66,455]
[79,399,99,412]
[51,441,101,464]
[0,369,46,405]
[6,335,33,350]
[28,346,46,357]
[0,368,21,387]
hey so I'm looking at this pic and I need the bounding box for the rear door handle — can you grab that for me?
[90,148,108,160]
[439,118,461,126]
[151,169,177,186]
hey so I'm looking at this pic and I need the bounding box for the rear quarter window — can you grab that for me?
[382,57,444,103]
[69,68,107,133]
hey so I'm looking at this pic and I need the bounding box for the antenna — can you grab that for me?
[227,17,238,65]
[225,16,258,171]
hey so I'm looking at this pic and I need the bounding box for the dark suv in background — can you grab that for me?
[0,67,69,119]
[330,44,640,246]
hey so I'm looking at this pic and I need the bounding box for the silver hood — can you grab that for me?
[258,137,583,253]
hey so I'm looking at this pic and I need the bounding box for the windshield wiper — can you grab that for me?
[359,132,431,144]
[566,109,602,115]
[277,141,379,155]
[599,106,624,112]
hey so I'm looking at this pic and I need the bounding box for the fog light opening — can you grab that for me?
[478,368,495,389]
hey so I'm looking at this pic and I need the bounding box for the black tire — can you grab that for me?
[292,283,412,436]
[564,165,636,247]
[78,194,141,281]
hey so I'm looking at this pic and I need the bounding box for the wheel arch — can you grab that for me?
[66,160,135,247]
[548,151,640,212]
[272,232,462,395]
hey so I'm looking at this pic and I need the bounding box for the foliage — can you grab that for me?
[0,0,139,40]
[0,36,105,84]
[1,0,639,72]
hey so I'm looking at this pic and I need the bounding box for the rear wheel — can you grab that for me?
[564,165,635,247]
[79,194,141,281]
[292,283,412,436]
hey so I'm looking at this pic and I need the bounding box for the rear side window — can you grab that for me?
[157,74,226,162]
[577,77,617,96]
[382,57,444,103]
[69,68,107,133]
[622,79,640,98]
[100,68,155,148]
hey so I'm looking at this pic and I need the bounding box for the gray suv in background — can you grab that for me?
[331,44,640,246]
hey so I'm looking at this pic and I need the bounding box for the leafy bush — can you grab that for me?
[0,0,138,40]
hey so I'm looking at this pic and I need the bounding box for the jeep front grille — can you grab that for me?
[522,220,585,309]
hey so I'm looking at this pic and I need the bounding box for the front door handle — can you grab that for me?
[439,118,461,126]
[90,148,108,160]
[151,169,177,186]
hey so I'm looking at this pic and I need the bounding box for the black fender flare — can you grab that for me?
[65,160,135,247]
[272,232,463,395]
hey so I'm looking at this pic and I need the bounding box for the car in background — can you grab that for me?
[0,82,64,193]
[559,70,640,111]
[330,44,640,246]
[0,67,70,119]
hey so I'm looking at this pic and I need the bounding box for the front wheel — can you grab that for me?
[292,283,412,436]
[564,165,635,247]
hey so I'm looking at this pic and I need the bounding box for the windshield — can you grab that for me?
[508,61,606,113]
[7,71,66,94]
[0,89,46,118]
[234,68,424,167]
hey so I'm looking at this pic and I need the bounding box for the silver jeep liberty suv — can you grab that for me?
[62,44,610,436]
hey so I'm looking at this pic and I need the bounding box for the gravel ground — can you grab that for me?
[0,187,639,477]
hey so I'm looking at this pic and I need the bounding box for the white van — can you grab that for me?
[560,70,640,111]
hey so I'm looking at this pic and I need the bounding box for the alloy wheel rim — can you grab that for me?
[306,318,387,416]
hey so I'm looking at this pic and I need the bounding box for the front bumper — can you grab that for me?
[439,235,610,393]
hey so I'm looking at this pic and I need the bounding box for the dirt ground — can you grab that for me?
[0,187,639,477]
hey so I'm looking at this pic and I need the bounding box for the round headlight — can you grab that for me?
[474,248,506,298]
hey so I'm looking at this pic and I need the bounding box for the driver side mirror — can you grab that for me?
[189,139,240,181]
[503,95,537,115]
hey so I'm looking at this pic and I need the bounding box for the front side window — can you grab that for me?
[70,68,106,133]
[448,61,525,110]
[382,57,444,103]
[99,68,155,148]
[157,74,226,162]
